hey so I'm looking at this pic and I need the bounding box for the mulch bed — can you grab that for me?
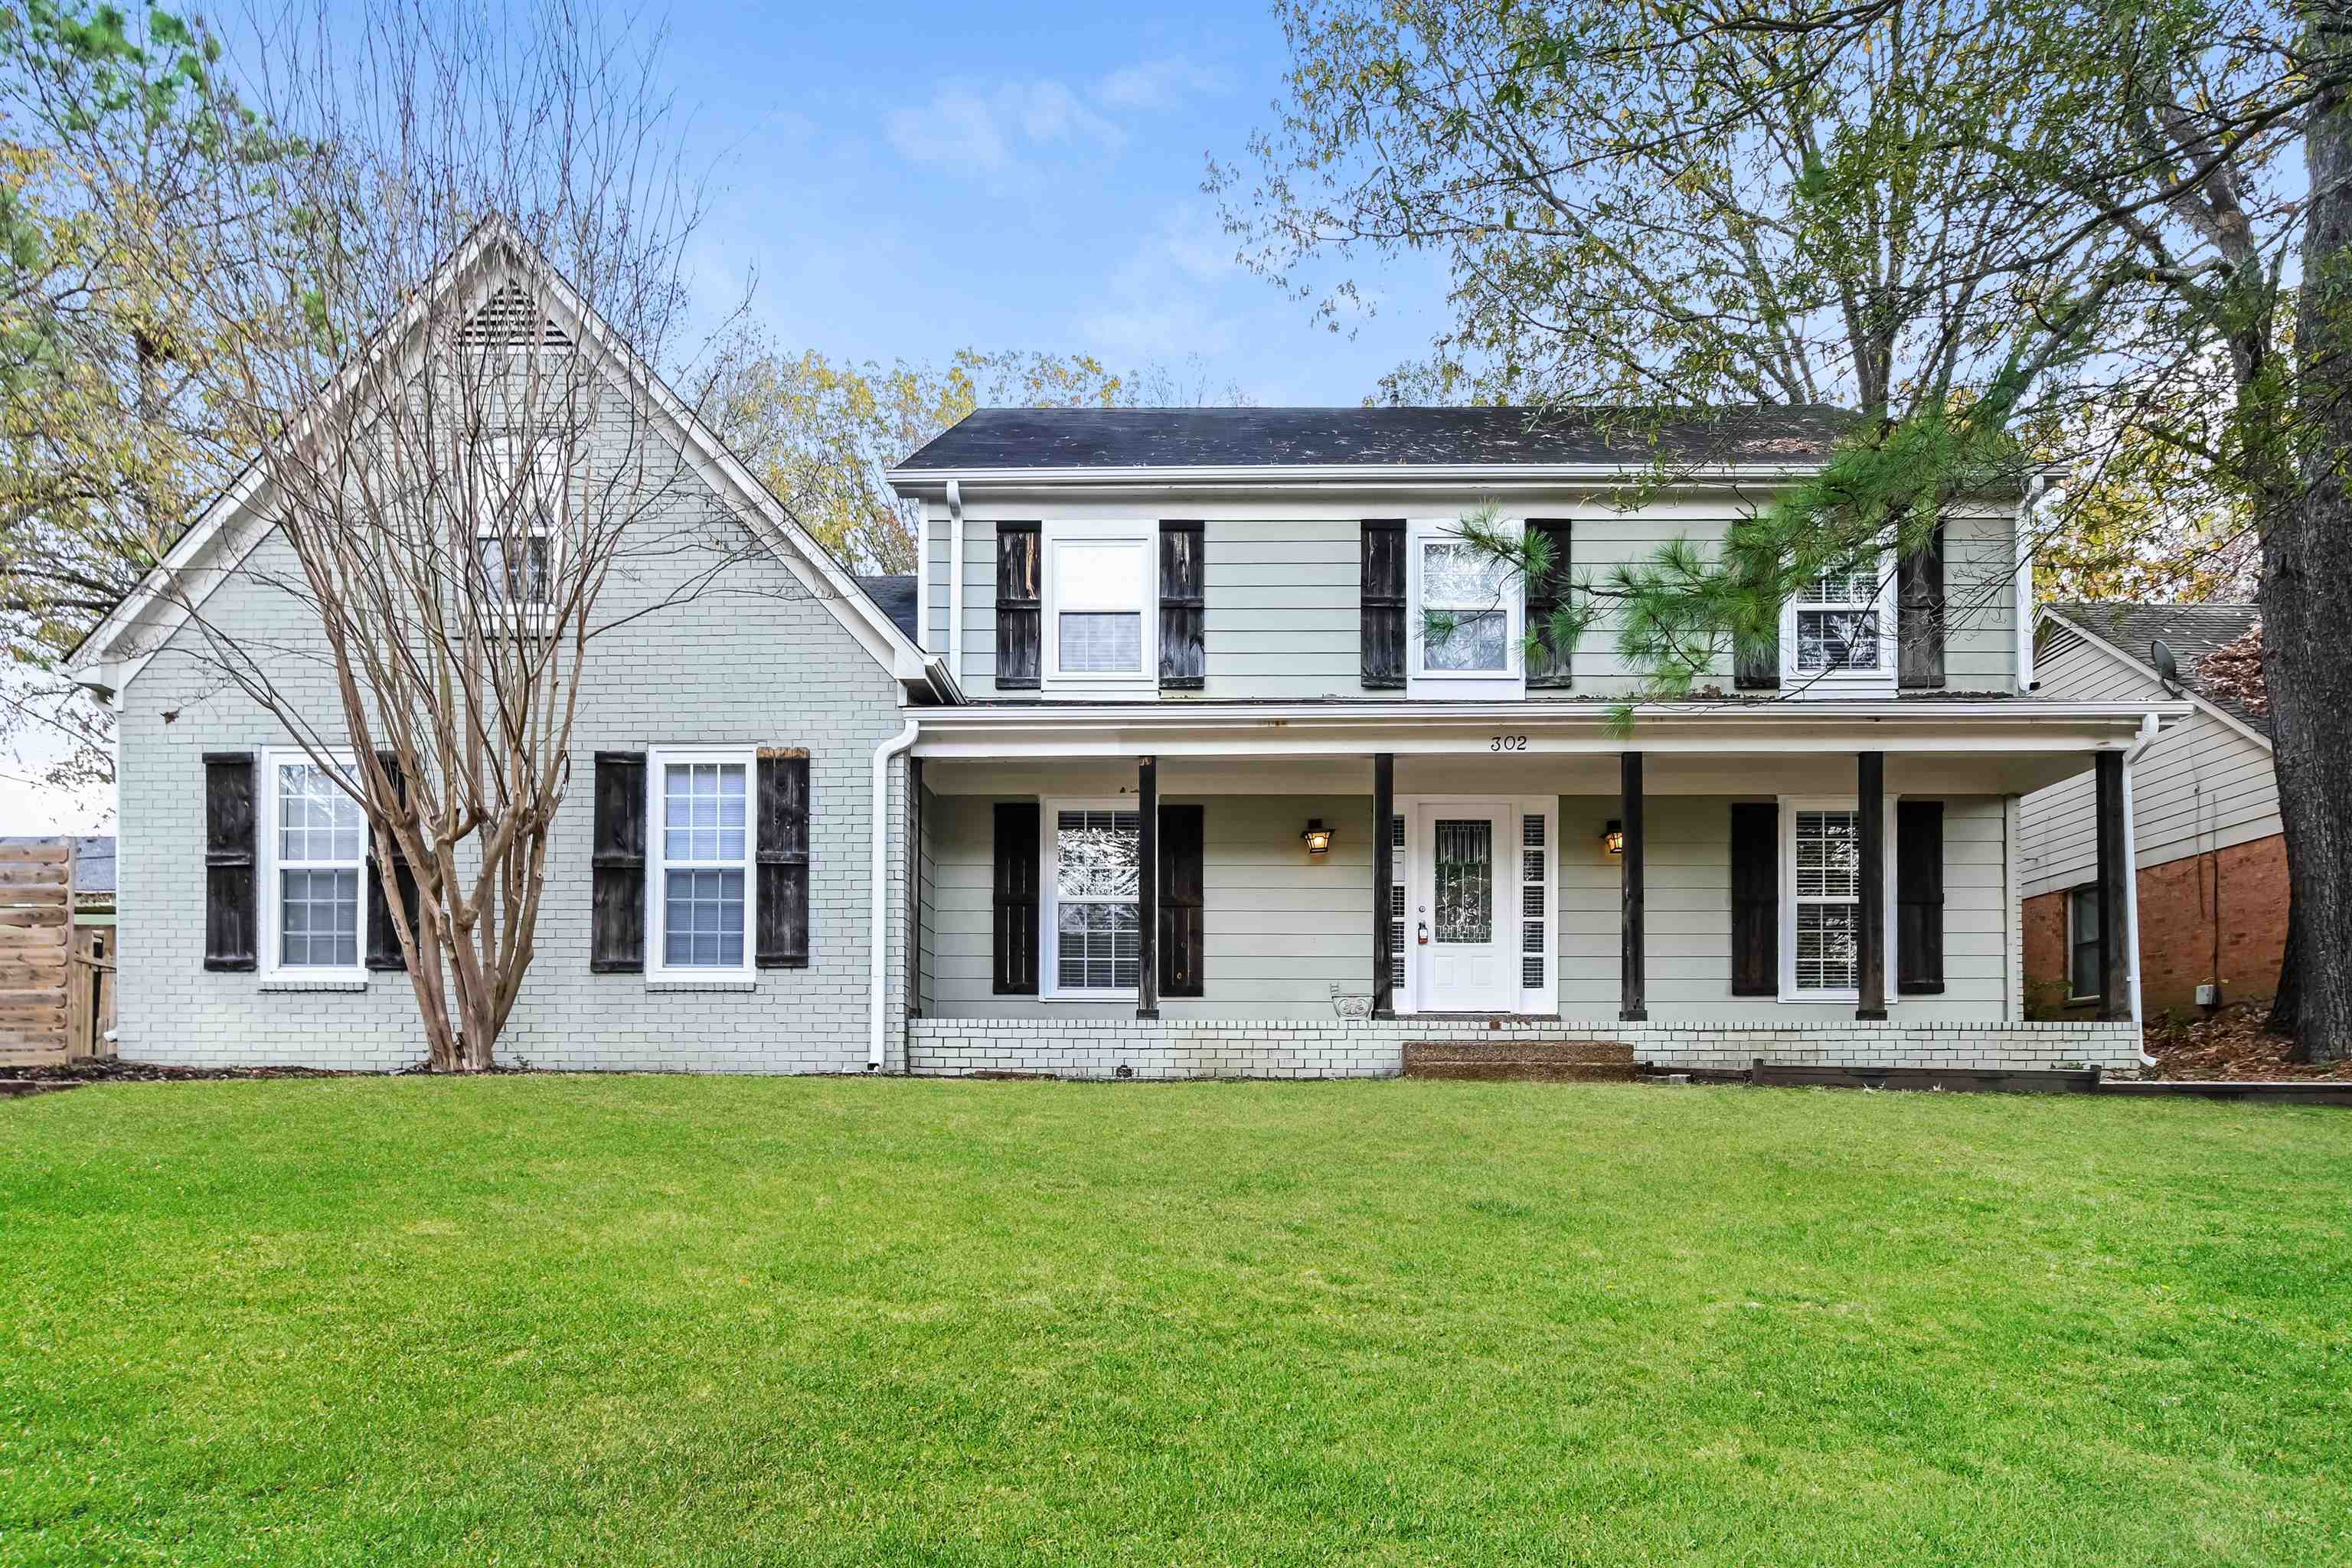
[2141,1004,2352,1081]
[11,1060,370,1083]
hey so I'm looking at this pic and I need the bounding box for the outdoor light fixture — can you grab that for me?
[1302,818,1335,855]
[1601,820,1625,856]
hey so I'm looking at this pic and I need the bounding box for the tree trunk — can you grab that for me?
[2271,60,2352,1062]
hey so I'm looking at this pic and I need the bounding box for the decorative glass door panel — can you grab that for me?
[1432,820,1494,942]
[1412,803,1514,1012]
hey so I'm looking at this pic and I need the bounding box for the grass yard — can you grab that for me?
[2,1078,2348,1566]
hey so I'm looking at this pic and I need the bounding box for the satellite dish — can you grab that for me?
[2151,638,2187,696]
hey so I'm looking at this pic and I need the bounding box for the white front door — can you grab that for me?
[1410,801,1517,1013]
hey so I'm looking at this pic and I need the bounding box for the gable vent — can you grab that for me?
[456,280,572,348]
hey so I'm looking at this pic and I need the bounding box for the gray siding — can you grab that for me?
[923,789,2014,1024]
[2019,624,2279,897]
[920,495,2021,700]
[117,418,912,1073]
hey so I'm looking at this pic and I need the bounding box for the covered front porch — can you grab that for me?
[903,701,2176,1076]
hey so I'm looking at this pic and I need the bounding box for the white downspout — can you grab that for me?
[2015,475,2044,691]
[2122,711,2160,1048]
[868,717,923,1071]
[946,479,965,686]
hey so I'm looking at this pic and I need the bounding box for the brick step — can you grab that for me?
[1402,1038,1637,1083]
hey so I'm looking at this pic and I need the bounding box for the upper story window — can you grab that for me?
[265,753,367,978]
[1783,558,1895,692]
[1044,523,1155,689]
[475,434,563,609]
[1406,518,1522,695]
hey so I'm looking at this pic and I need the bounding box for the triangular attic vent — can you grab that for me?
[456,279,572,348]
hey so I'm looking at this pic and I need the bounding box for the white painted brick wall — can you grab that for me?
[114,423,913,1075]
[906,1017,2144,1080]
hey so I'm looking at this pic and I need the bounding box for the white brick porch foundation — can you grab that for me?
[906,1017,2144,1081]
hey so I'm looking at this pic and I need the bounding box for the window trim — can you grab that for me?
[1777,793,1899,1004]
[2066,883,2102,1002]
[475,431,566,629]
[1040,795,1144,1000]
[1780,550,1898,697]
[1407,515,1524,688]
[645,745,758,981]
[1041,521,1157,691]
[258,746,370,985]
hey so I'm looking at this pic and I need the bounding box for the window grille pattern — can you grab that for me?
[275,763,364,969]
[663,869,745,968]
[280,868,358,968]
[1794,568,1882,672]
[659,760,750,969]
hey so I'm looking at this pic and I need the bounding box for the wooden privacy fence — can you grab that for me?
[67,923,116,1060]
[0,839,71,1060]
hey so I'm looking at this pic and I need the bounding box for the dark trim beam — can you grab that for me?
[1372,753,1395,1019]
[1620,751,1647,1021]
[1856,750,1887,1020]
[2095,750,2132,1021]
[1137,756,1159,1019]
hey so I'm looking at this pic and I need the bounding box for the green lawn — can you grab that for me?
[2,1078,2347,1566]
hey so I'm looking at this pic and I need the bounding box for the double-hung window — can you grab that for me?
[648,748,753,976]
[1783,557,1895,693]
[2068,885,2101,1001]
[1043,524,1153,688]
[1045,802,1141,995]
[1407,518,1522,694]
[1788,806,1862,996]
[264,752,367,980]
[476,433,560,611]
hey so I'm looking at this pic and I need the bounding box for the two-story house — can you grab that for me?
[72,239,2175,1077]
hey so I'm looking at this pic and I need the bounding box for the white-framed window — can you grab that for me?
[1779,795,1899,1001]
[475,433,563,611]
[1519,807,1553,1008]
[1781,555,1896,694]
[1411,519,1520,679]
[1042,798,1142,996]
[261,749,368,981]
[2067,884,2102,1001]
[647,746,755,977]
[1043,522,1154,688]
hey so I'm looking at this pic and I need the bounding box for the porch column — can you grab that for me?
[1619,751,1646,1022]
[2094,750,2132,1021]
[1371,752,1395,1018]
[1137,755,1158,1020]
[1856,751,1887,1020]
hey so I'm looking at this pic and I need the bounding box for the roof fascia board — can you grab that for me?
[2037,606,2272,750]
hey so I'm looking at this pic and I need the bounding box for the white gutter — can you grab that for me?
[945,479,965,689]
[2122,711,2160,1044]
[868,717,923,1071]
[2016,476,2045,691]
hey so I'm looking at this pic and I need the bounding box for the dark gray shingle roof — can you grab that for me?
[74,835,115,895]
[2045,602,2265,733]
[893,405,1856,473]
[854,574,918,641]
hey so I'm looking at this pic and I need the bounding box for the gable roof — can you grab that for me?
[854,574,918,640]
[890,404,1856,477]
[68,218,951,701]
[2041,602,2269,740]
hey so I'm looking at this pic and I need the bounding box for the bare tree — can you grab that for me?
[126,0,756,1070]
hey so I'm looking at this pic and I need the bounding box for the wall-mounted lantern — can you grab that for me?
[1302,818,1335,855]
[1601,819,1625,856]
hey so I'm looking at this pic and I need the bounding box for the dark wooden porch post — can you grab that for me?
[1856,751,1887,1019]
[1619,750,1647,1021]
[1372,752,1395,1018]
[2094,750,2131,1021]
[1136,756,1158,1019]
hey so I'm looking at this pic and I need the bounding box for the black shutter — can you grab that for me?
[1159,520,1204,690]
[1730,801,1778,996]
[1896,799,1946,994]
[364,750,420,972]
[1158,802,1205,998]
[1898,524,1946,689]
[202,752,257,971]
[992,802,1040,995]
[756,750,810,968]
[590,750,645,972]
[1361,518,1406,688]
[1526,519,1573,688]
[995,522,1041,690]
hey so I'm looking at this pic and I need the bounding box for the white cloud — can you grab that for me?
[886,80,1122,179]
[1082,204,1246,366]
[1094,58,1225,113]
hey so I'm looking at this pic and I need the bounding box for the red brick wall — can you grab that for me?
[2024,832,2289,1018]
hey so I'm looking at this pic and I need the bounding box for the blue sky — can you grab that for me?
[648,1,1448,401]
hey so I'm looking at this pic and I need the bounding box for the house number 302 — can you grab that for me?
[1490,734,1528,751]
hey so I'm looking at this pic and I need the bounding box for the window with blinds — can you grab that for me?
[1792,808,1861,991]
[1052,807,1141,991]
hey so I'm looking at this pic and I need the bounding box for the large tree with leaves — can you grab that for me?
[1220,0,2352,1057]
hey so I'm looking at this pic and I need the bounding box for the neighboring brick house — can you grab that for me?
[2019,603,2280,1019]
